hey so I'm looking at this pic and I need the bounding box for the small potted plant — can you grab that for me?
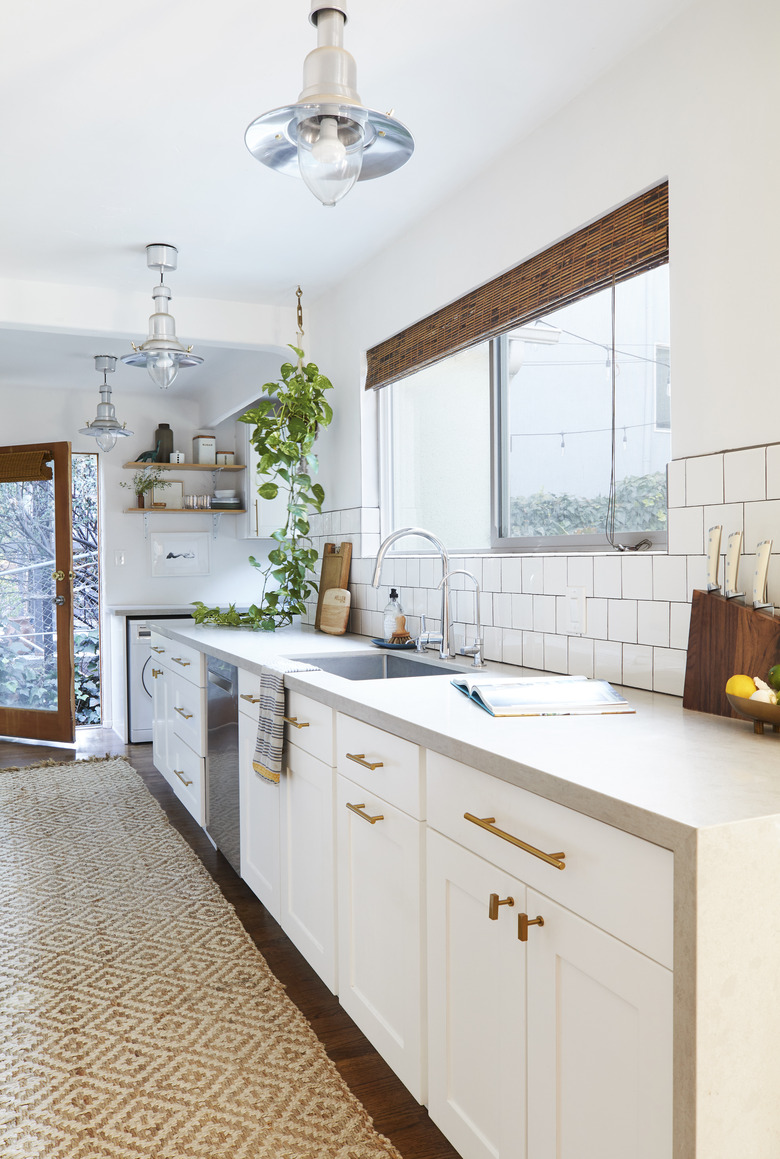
[120,465,172,508]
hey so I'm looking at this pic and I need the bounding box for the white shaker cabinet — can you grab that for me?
[150,631,206,825]
[335,714,427,1103]
[238,678,281,921]
[426,751,673,1159]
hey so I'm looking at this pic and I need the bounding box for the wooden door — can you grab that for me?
[426,830,527,1159]
[336,775,426,1103]
[526,890,673,1159]
[0,442,74,742]
[279,741,338,993]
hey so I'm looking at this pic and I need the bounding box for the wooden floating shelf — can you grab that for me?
[123,461,245,472]
[125,507,246,515]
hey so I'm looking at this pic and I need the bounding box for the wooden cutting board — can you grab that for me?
[314,542,352,630]
[319,588,351,635]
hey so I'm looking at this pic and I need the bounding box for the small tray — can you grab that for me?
[371,637,417,651]
[726,693,780,735]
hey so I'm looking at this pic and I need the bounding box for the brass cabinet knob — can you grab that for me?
[518,913,544,941]
[488,893,515,920]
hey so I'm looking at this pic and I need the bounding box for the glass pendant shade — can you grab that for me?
[79,356,132,452]
[146,352,179,391]
[245,3,413,207]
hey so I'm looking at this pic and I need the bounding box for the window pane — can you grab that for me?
[503,264,670,543]
[386,342,492,550]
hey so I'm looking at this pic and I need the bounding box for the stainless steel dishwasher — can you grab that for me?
[206,655,240,873]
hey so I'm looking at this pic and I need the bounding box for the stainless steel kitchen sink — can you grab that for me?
[292,651,462,680]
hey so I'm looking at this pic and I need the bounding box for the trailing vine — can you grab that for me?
[192,345,333,630]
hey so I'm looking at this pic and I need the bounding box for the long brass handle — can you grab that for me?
[241,694,262,705]
[488,893,515,920]
[152,668,163,679]
[151,646,165,654]
[518,913,544,941]
[346,802,384,825]
[173,769,193,787]
[464,813,566,871]
[283,716,310,729]
[347,752,384,771]
[172,657,191,667]
[174,706,193,720]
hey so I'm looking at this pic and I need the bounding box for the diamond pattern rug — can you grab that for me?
[0,757,402,1158]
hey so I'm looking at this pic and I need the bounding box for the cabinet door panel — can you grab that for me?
[280,742,337,993]
[527,890,672,1159]
[151,663,169,779]
[239,714,281,920]
[427,830,526,1159]
[337,776,425,1102]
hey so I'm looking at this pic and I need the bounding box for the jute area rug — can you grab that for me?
[0,756,403,1159]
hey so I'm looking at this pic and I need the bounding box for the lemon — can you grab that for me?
[725,674,757,698]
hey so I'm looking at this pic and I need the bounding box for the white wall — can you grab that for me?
[310,0,780,508]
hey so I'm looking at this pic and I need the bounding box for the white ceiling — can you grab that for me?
[0,0,693,395]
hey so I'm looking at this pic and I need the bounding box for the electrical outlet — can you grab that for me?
[565,586,586,635]
[114,550,126,567]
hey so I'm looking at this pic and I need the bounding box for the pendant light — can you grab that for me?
[121,244,203,389]
[79,356,133,453]
[245,1,414,208]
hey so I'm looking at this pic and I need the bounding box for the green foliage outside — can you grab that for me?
[510,471,667,538]
[192,347,333,631]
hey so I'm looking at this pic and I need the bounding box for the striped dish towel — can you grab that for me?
[252,657,319,784]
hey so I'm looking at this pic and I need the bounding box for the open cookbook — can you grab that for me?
[450,673,634,717]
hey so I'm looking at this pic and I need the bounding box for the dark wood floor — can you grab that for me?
[0,727,460,1159]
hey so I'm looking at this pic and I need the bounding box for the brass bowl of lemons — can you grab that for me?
[726,691,780,734]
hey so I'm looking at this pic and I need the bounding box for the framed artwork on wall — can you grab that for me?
[150,531,211,577]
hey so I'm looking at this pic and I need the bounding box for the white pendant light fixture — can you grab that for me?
[245,1,414,208]
[79,355,133,453]
[121,244,203,389]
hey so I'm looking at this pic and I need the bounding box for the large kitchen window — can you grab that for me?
[372,183,670,553]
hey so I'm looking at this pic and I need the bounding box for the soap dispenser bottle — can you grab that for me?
[383,589,403,642]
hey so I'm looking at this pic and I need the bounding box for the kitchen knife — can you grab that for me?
[724,531,743,600]
[752,539,773,610]
[705,525,722,591]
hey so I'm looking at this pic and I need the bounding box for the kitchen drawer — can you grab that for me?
[163,640,205,686]
[238,667,263,720]
[336,714,424,819]
[427,751,672,968]
[150,632,174,664]
[284,690,334,764]
[170,673,206,756]
[167,735,204,824]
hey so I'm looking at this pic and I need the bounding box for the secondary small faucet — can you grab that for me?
[372,527,452,659]
[438,568,486,667]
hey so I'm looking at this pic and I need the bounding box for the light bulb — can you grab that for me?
[148,353,178,390]
[297,117,363,207]
[96,430,118,452]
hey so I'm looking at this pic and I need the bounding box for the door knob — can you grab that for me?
[52,595,65,606]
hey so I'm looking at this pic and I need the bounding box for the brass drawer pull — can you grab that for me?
[174,706,193,720]
[518,913,544,941]
[488,893,515,920]
[173,769,193,787]
[151,646,165,654]
[152,668,163,679]
[346,802,384,825]
[241,694,262,705]
[172,657,191,667]
[347,752,384,771]
[283,715,310,729]
[464,813,566,871]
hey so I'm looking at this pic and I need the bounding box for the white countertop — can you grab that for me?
[149,621,780,850]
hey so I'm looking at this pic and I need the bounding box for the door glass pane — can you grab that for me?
[72,453,101,725]
[0,473,58,711]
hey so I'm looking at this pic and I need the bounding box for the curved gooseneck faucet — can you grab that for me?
[372,527,451,659]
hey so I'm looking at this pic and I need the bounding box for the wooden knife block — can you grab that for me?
[683,590,780,718]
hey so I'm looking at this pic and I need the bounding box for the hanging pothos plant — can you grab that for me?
[192,345,333,630]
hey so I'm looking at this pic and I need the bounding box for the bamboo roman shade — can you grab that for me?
[365,182,669,390]
[0,449,53,483]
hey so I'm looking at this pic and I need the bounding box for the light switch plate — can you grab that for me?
[565,586,587,635]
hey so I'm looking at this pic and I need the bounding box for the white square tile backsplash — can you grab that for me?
[315,450,780,697]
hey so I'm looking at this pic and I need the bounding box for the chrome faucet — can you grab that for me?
[372,527,451,659]
[438,568,486,667]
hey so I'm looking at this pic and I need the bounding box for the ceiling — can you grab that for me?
[0,0,693,397]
